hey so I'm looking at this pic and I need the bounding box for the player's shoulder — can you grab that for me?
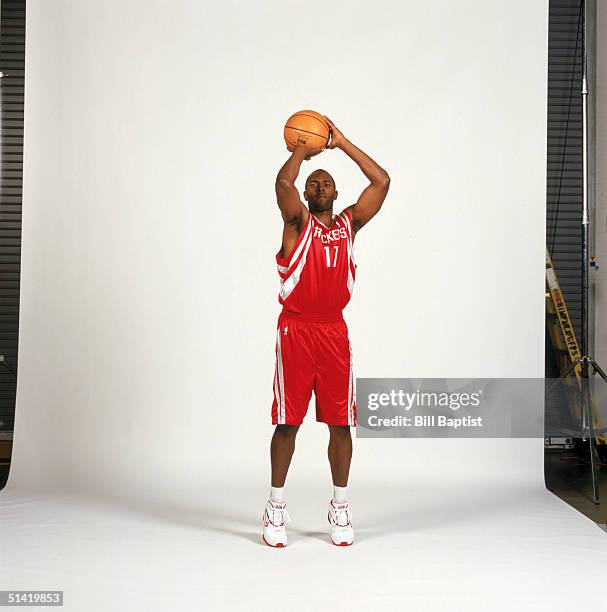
[336,206,355,228]
[337,205,362,238]
[339,206,352,216]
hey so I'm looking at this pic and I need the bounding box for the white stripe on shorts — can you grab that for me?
[348,341,355,426]
[276,326,286,424]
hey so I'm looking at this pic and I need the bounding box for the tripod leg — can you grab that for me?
[589,359,607,383]
[582,359,600,504]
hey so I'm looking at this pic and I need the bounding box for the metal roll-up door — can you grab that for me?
[546,0,584,351]
[0,0,25,437]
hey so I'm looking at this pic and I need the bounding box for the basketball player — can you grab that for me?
[263,116,390,547]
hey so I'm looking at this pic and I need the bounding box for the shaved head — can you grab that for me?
[306,169,335,187]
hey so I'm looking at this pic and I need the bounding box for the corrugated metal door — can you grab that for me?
[547,0,584,349]
[0,0,25,434]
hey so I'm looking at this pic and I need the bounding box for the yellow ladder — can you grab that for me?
[545,248,605,444]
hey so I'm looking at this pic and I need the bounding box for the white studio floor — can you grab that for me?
[1,482,606,612]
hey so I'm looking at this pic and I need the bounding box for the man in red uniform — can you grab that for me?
[262,116,390,547]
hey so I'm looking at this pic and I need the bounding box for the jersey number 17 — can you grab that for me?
[324,246,339,268]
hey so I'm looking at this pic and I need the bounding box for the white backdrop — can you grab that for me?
[8,0,548,497]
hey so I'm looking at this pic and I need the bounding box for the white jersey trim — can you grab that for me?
[279,223,314,300]
[311,214,336,229]
[339,212,355,256]
[339,212,356,296]
[277,214,313,276]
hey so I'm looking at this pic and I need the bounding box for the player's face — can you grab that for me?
[305,174,337,211]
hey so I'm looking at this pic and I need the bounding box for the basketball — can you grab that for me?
[284,110,330,150]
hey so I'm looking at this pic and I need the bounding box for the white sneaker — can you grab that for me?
[328,499,354,546]
[262,500,290,547]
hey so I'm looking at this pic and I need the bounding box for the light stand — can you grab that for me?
[578,0,602,504]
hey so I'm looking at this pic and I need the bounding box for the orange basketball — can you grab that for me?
[283,110,330,150]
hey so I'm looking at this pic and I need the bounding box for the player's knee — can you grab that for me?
[328,425,351,438]
[275,424,300,438]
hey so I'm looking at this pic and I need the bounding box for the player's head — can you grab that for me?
[304,169,338,213]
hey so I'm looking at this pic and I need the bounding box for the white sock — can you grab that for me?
[270,486,284,503]
[333,485,348,503]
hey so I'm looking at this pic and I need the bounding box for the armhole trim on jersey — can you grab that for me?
[338,210,354,243]
[276,213,312,271]
[338,208,355,243]
[338,209,356,279]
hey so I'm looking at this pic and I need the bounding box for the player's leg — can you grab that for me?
[263,425,299,548]
[264,318,315,547]
[327,424,352,487]
[270,424,300,487]
[326,424,354,545]
[314,319,356,545]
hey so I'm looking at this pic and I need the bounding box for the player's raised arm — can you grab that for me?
[275,145,324,227]
[324,116,390,235]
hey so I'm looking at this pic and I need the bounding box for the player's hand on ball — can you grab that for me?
[286,144,324,159]
[295,144,325,160]
[324,116,345,149]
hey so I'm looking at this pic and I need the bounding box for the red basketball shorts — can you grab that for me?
[271,311,356,427]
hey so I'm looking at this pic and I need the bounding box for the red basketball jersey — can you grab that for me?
[276,209,356,316]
